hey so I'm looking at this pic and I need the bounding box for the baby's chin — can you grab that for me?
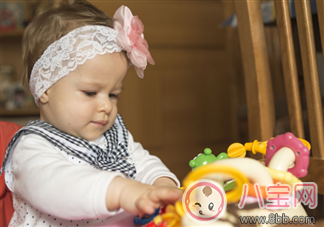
[61,130,103,142]
[80,133,102,142]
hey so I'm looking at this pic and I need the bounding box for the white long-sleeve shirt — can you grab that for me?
[5,131,179,227]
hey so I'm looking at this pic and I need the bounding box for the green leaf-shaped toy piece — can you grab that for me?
[189,148,217,169]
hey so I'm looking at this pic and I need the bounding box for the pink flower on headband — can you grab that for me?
[113,5,155,78]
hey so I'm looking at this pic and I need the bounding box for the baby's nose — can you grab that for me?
[98,98,112,113]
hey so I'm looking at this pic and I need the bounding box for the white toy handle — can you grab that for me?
[268,147,295,171]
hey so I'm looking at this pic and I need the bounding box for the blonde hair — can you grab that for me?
[22,0,114,89]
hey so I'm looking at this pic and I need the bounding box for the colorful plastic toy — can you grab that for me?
[189,148,228,169]
[184,163,250,203]
[265,132,310,178]
[227,132,310,179]
[142,216,166,227]
[184,133,310,203]
[139,132,311,227]
[227,140,267,157]
[142,205,181,227]
[134,208,160,225]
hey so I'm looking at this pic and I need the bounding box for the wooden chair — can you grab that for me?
[233,0,324,196]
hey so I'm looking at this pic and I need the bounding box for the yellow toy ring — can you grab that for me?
[266,167,302,187]
[175,201,185,217]
[161,213,179,227]
[182,164,249,203]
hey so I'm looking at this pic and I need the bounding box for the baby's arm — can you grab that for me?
[106,176,182,216]
[10,134,125,219]
[10,133,182,219]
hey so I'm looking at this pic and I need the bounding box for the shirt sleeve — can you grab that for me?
[10,134,124,220]
[128,132,180,187]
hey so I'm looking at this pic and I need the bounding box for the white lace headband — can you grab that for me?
[30,5,155,106]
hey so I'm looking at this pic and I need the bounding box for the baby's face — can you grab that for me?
[39,52,128,141]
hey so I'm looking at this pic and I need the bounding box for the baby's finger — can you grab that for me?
[136,198,159,215]
[138,211,145,219]
[149,187,183,203]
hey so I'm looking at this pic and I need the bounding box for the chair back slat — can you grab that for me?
[234,0,275,142]
[295,0,324,158]
[274,0,304,139]
[316,0,324,159]
[234,0,324,194]
[317,0,324,58]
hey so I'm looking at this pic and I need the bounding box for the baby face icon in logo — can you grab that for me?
[182,179,226,224]
[192,186,217,217]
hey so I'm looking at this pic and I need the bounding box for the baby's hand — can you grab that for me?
[152,177,179,188]
[106,177,182,217]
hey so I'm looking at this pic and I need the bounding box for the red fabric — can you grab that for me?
[0,121,22,227]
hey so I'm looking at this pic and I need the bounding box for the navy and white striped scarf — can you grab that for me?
[0,114,136,179]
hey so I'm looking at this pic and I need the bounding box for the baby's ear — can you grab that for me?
[39,90,50,104]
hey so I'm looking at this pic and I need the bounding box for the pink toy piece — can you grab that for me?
[265,132,310,178]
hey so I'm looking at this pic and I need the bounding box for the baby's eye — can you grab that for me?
[84,91,97,97]
[109,94,119,99]
[194,202,201,207]
[208,202,214,211]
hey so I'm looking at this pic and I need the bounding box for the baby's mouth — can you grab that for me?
[91,120,108,127]
[199,210,204,215]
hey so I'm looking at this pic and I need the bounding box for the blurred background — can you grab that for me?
[0,0,323,183]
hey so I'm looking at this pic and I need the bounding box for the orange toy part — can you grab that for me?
[247,183,267,198]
